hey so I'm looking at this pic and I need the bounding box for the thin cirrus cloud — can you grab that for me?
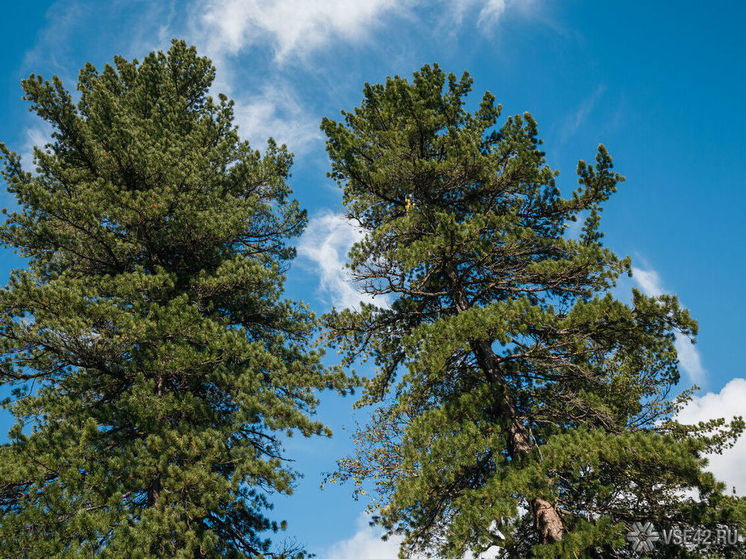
[559,84,606,142]
[20,126,51,169]
[196,0,527,62]
[631,266,706,383]
[197,0,403,63]
[230,84,322,153]
[297,212,387,311]
[476,0,511,27]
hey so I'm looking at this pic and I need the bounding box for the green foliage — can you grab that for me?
[0,40,348,558]
[321,64,746,558]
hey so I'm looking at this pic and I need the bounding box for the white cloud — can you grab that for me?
[631,267,706,383]
[324,514,403,559]
[673,336,705,384]
[475,0,508,27]
[232,84,320,152]
[19,125,53,173]
[17,0,546,162]
[194,0,535,63]
[450,0,535,29]
[324,514,501,559]
[631,267,663,297]
[297,212,385,310]
[466,546,502,558]
[676,378,746,495]
[197,0,403,63]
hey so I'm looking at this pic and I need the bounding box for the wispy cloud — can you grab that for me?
[631,267,663,297]
[475,0,509,27]
[560,84,606,142]
[21,0,84,74]
[196,0,403,63]
[232,84,321,152]
[676,378,746,495]
[297,212,387,310]
[448,0,538,30]
[17,125,53,174]
[631,266,706,383]
[195,0,532,63]
[673,338,706,384]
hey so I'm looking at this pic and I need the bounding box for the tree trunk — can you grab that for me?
[531,497,564,544]
[147,476,161,508]
[448,277,563,543]
[472,340,564,544]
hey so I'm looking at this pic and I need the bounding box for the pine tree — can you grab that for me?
[0,40,347,558]
[321,65,746,558]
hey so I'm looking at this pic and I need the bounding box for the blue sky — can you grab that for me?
[1,1,745,556]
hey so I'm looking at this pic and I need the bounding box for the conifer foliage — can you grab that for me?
[0,41,346,558]
[322,65,746,557]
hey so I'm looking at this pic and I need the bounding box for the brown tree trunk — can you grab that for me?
[472,340,564,544]
[531,497,564,544]
[147,476,161,508]
[447,276,563,543]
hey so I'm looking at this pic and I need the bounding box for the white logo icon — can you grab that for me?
[627,521,660,552]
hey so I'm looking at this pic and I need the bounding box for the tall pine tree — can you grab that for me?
[0,40,347,558]
[322,65,746,558]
